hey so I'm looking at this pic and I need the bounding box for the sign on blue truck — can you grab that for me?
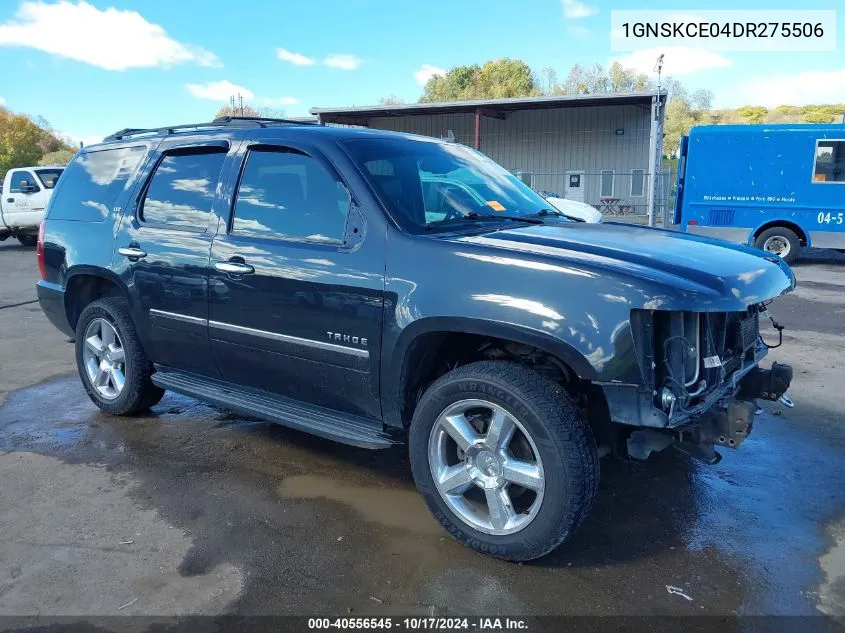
[675,123,845,264]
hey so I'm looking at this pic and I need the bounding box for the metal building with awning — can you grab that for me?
[311,90,668,224]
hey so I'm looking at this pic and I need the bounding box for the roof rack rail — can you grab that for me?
[103,115,317,142]
[212,115,318,126]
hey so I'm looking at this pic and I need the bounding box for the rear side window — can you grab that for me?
[9,171,40,193]
[48,146,145,221]
[813,140,845,183]
[35,168,63,189]
[140,150,227,230]
[231,148,350,243]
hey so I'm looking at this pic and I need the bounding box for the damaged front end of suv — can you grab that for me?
[611,304,793,464]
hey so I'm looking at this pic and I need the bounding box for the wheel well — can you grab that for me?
[754,220,807,246]
[64,274,123,331]
[399,331,617,452]
[400,332,582,424]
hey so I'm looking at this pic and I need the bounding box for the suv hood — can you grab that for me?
[453,221,796,309]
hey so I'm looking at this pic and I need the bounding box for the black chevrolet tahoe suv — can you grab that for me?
[37,117,795,561]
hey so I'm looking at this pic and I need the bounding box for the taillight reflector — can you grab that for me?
[37,220,46,280]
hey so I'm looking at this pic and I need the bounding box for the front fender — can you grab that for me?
[380,230,646,425]
[381,316,611,428]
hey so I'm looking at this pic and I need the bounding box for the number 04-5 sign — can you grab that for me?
[817,211,844,225]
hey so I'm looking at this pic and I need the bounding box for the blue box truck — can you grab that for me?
[675,123,845,264]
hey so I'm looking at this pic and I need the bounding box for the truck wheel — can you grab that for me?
[75,297,164,415]
[755,227,800,265]
[17,235,37,247]
[409,361,599,561]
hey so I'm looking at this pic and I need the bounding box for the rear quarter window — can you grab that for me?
[47,146,146,222]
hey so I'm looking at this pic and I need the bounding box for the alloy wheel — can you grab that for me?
[428,399,545,536]
[82,318,126,400]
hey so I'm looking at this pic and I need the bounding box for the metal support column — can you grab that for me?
[474,109,481,150]
[646,97,658,227]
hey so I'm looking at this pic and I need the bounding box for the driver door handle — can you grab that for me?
[118,246,147,259]
[215,260,254,275]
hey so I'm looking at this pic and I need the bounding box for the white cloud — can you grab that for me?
[612,47,733,76]
[59,131,102,147]
[171,178,212,194]
[262,96,300,106]
[323,54,361,70]
[0,1,218,71]
[186,80,254,101]
[730,69,845,108]
[561,0,597,19]
[0,96,5,106]
[414,64,446,86]
[276,48,314,66]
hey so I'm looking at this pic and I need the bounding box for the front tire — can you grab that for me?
[755,227,800,265]
[409,361,599,561]
[75,297,164,415]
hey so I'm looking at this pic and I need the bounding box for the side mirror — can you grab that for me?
[19,183,36,194]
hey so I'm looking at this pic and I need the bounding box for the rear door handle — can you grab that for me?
[118,246,147,258]
[215,261,254,275]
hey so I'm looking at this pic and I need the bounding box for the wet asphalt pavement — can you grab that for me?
[0,241,843,627]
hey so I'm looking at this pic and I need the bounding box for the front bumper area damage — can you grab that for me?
[618,360,792,463]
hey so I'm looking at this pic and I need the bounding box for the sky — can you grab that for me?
[0,0,843,145]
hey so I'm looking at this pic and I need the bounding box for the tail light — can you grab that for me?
[37,220,46,280]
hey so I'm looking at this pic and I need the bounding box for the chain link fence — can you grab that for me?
[514,170,673,227]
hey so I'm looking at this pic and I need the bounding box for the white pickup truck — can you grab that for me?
[0,165,64,246]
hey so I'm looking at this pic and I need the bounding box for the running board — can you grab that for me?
[151,369,400,449]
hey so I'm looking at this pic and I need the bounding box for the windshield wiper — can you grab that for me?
[464,211,545,224]
[533,208,580,222]
[425,211,544,231]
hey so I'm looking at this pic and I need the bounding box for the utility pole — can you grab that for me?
[238,93,244,116]
[647,54,665,227]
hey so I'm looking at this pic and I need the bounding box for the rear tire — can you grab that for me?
[755,227,800,265]
[17,234,37,247]
[75,297,164,415]
[409,361,599,561]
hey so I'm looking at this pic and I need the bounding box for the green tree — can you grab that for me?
[378,95,405,105]
[689,89,714,110]
[475,59,538,99]
[38,148,76,166]
[737,106,769,123]
[662,82,714,157]
[420,59,537,102]
[550,62,651,95]
[31,115,70,154]
[559,63,609,94]
[0,108,45,180]
[801,105,845,123]
[539,66,557,94]
[664,99,697,157]
[607,61,650,93]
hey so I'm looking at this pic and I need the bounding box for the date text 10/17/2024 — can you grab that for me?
[308,617,529,630]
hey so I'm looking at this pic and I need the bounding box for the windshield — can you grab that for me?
[344,137,560,232]
[35,168,64,189]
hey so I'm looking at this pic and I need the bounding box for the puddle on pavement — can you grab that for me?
[686,410,845,616]
[817,518,845,616]
[279,474,442,536]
